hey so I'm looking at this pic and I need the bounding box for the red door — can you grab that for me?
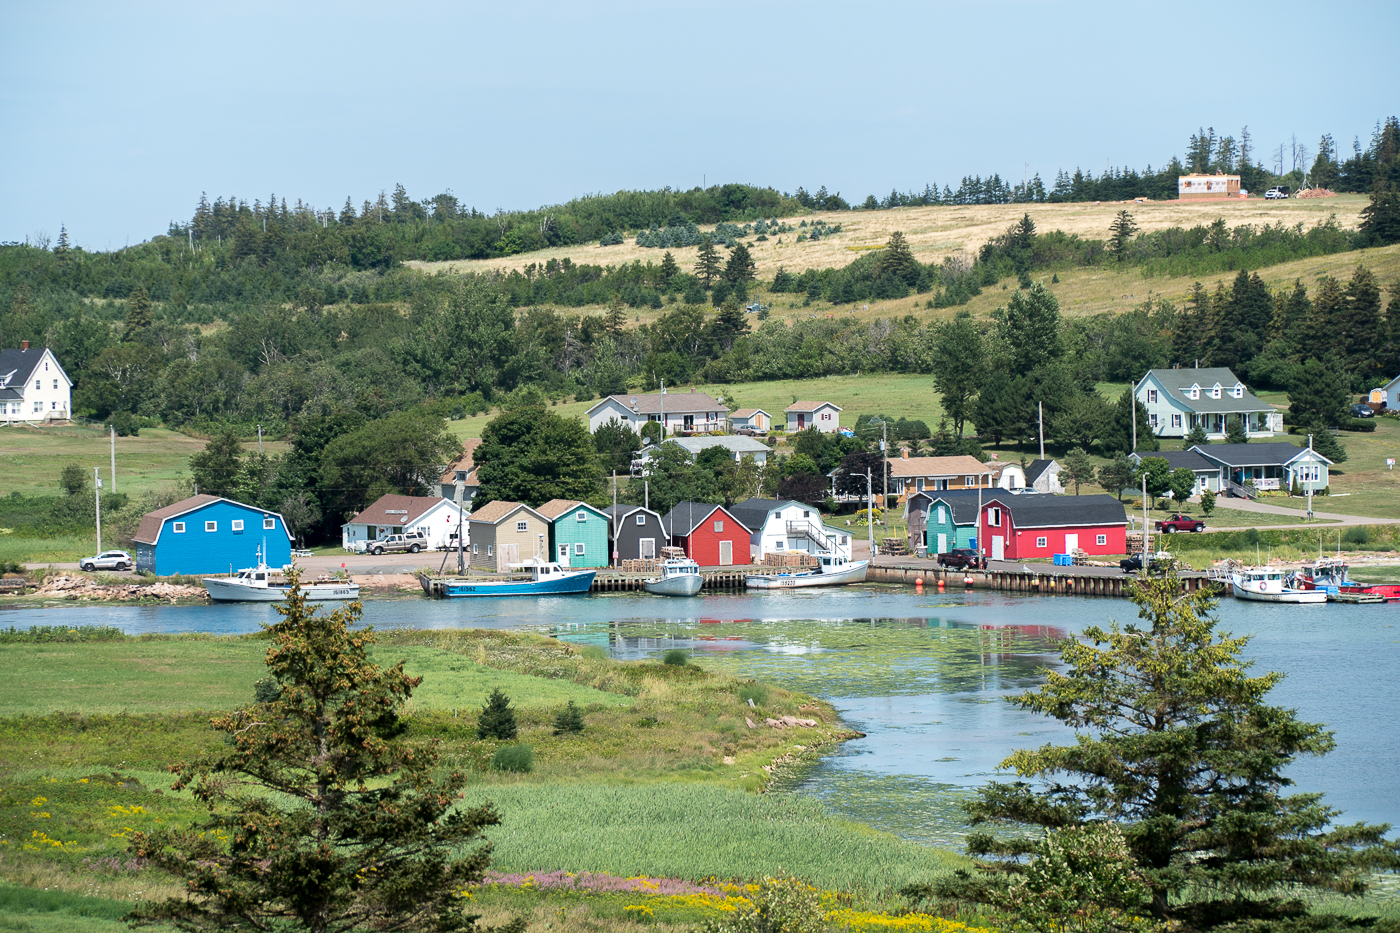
[798,414,806,429]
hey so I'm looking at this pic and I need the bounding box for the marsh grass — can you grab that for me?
[0,882,142,933]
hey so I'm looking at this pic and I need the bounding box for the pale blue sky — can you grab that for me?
[3,0,1396,250]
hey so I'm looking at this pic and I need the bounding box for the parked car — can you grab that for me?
[1120,553,1171,574]
[937,548,984,570]
[1350,403,1375,418]
[80,549,133,571]
[1264,186,1291,200]
[363,532,427,556]
[1156,513,1206,534]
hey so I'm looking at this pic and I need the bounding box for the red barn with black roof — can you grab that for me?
[978,494,1127,562]
[661,501,749,566]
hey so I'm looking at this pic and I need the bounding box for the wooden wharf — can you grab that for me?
[866,563,1220,598]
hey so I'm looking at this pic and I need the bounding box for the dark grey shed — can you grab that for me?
[602,504,667,562]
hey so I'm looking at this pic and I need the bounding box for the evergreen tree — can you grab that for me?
[603,297,627,337]
[931,310,985,437]
[339,196,357,225]
[658,250,679,285]
[1185,422,1209,446]
[724,242,757,287]
[58,463,87,497]
[1307,426,1348,464]
[54,225,72,264]
[127,578,520,933]
[475,403,602,507]
[189,427,245,497]
[1103,388,1156,454]
[1224,415,1249,444]
[947,572,1400,927]
[1060,447,1096,495]
[552,700,586,736]
[995,282,1063,373]
[124,285,153,337]
[1213,271,1272,370]
[1340,265,1384,384]
[1288,356,1350,427]
[477,687,518,740]
[1107,209,1138,262]
[1359,185,1400,246]
[694,237,722,287]
[709,300,750,352]
[1096,455,1137,501]
[876,231,919,285]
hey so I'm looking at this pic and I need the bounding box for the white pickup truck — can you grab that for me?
[352,531,427,555]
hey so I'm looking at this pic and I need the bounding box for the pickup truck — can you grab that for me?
[1120,553,1170,574]
[937,548,984,570]
[1156,514,1205,534]
[360,532,427,556]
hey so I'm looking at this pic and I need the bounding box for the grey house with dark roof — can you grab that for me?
[1190,442,1332,496]
[1129,449,1222,495]
[602,504,667,561]
[1135,367,1282,439]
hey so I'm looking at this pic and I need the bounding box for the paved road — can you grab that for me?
[1206,497,1400,530]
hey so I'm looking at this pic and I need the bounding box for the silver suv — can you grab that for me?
[80,550,133,571]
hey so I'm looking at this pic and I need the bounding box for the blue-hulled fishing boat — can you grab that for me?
[423,558,595,598]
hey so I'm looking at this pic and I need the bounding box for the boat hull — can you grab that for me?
[1230,582,1327,603]
[204,578,360,602]
[643,573,704,597]
[440,570,596,597]
[746,560,869,589]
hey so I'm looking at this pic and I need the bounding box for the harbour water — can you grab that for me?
[5,588,1396,847]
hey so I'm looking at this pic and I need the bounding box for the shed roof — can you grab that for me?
[535,499,607,521]
[438,438,483,485]
[888,455,994,479]
[984,493,1127,529]
[1024,459,1057,485]
[468,500,541,524]
[348,494,454,527]
[602,504,661,522]
[1130,450,1218,473]
[662,501,729,537]
[132,494,290,545]
[907,489,987,525]
[785,400,841,412]
[729,408,769,418]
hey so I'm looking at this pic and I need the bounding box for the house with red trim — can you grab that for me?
[661,501,749,566]
[977,494,1127,562]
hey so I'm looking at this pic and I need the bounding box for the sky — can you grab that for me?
[2,0,1397,251]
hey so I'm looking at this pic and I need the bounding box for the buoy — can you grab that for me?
[964,577,974,587]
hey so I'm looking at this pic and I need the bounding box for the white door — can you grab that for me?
[639,537,655,559]
[936,533,947,554]
[558,543,570,567]
[992,536,1004,561]
[719,541,733,565]
[1064,534,1078,553]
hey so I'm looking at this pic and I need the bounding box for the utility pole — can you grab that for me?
[659,379,665,440]
[612,470,619,567]
[258,424,263,454]
[1306,434,1314,520]
[110,425,117,493]
[871,418,890,532]
[1141,474,1149,564]
[1038,402,1044,460]
[93,467,102,553]
[453,478,465,574]
[866,467,874,558]
[1132,389,1137,452]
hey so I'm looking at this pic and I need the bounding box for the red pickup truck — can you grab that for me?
[1156,514,1206,534]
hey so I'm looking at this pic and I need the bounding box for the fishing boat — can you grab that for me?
[746,555,869,590]
[1296,557,1400,602]
[204,564,360,602]
[1229,566,1327,603]
[642,558,704,597]
[428,558,595,598]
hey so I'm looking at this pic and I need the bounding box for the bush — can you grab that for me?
[490,744,534,773]
[107,411,140,437]
[739,684,771,707]
[703,874,824,933]
[1343,526,1370,546]
[1344,418,1378,432]
[661,648,689,666]
[552,700,586,736]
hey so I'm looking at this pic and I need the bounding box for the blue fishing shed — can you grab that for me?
[906,490,983,554]
[132,494,292,575]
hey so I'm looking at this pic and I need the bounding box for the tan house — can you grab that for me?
[888,452,997,499]
[467,501,550,572]
[728,408,771,432]
[785,400,841,433]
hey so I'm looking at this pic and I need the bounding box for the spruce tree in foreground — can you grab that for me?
[126,576,520,933]
[938,571,1400,928]
[552,699,586,736]
[478,686,518,740]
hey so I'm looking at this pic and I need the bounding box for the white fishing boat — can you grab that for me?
[1229,566,1327,604]
[746,555,869,590]
[204,564,360,602]
[642,558,704,597]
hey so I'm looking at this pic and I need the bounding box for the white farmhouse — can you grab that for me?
[0,343,72,423]
[586,390,728,435]
[1135,367,1282,439]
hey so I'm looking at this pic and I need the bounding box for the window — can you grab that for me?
[472,543,478,554]
[205,521,217,532]
[1211,385,1221,398]
[635,514,646,525]
[988,507,1001,526]
[1189,386,1200,399]
[936,506,946,524]
[51,401,57,409]
[1149,413,1158,426]
[487,544,494,556]
[1036,536,1047,548]
[172,522,185,533]
[264,517,275,529]
[576,511,587,521]
[34,379,40,390]
[516,520,528,532]
[33,402,40,412]
[714,520,724,532]
[1233,385,1244,398]
[1171,414,1182,428]
[964,475,974,485]
[52,380,58,389]
[1298,465,1321,483]
[231,519,244,532]
[1096,534,1107,546]
[574,543,585,556]
[1147,389,1158,403]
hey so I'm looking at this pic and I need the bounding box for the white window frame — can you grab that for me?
[1035,536,1047,548]
[1233,385,1244,398]
[1149,413,1158,426]
[1147,389,1158,403]
[635,514,646,525]
[53,379,58,389]
[487,544,494,557]
[231,519,244,531]
[714,520,723,532]
[205,520,217,532]
[264,517,275,529]
[172,522,185,533]
[1298,465,1321,483]
[988,507,1002,526]
[964,475,973,485]
[576,511,587,522]
[516,520,528,533]
[574,542,585,556]
[1171,414,1182,428]
[472,543,479,554]
[1096,534,1108,546]
[1211,386,1221,398]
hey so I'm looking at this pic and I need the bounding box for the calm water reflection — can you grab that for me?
[6,588,1396,847]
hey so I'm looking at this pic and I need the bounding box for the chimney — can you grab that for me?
[21,341,29,351]
[901,448,909,460]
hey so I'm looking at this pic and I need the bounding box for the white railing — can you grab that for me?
[786,520,834,553]
[1226,479,1259,499]
[1254,478,1281,491]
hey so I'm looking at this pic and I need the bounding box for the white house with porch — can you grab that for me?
[729,498,852,562]
[0,344,72,423]
[1135,367,1282,439]
[1190,442,1332,497]
[586,390,728,435]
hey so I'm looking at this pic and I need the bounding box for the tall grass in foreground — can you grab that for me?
[0,533,93,564]
[461,783,965,898]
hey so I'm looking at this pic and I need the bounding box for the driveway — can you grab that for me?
[1207,497,1400,530]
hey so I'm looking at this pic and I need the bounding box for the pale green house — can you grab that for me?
[537,499,611,568]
